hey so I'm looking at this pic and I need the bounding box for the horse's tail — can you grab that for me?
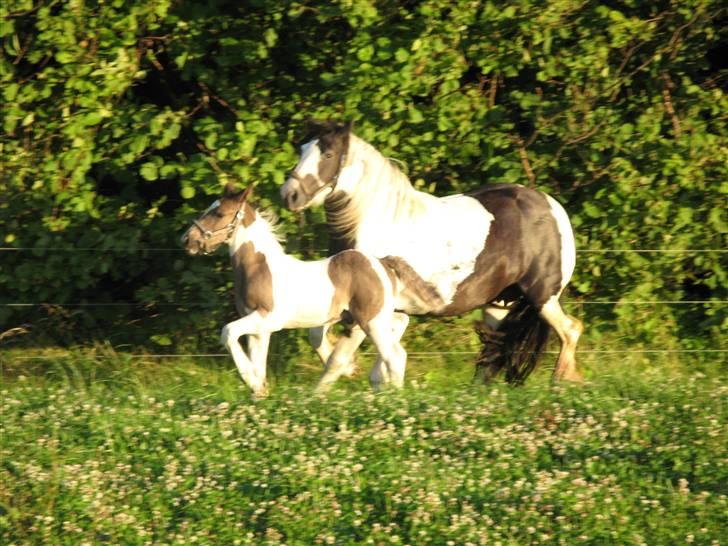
[379,256,444,312]
[475,297,550,384]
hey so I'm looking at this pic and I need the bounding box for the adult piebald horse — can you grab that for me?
[281,121,583,384]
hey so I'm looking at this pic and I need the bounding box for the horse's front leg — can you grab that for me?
[315,325,367,394]
[220,312,270,397]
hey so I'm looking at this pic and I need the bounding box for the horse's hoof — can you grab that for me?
[553,372,584,384]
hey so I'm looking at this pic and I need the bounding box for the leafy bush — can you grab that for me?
[1,0,725,352]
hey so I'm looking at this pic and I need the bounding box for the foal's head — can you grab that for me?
[182,184,254,255]
[281,120,352,211]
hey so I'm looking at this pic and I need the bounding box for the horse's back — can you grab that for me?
[463,184,573,306]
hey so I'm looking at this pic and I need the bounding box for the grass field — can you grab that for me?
[1,350,726,545]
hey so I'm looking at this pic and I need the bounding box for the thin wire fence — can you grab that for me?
[2,247,724,359]
[8,349,727,361]
[2,300,726,308]
[1,247,726,253]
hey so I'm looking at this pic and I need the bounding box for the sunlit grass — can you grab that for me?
[1,349,726,545]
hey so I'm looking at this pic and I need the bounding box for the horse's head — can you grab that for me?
[182,184,254,255]
[281,120,352,211]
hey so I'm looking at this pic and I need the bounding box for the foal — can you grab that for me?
[182,184,414,397]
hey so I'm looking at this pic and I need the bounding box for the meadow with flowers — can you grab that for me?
[1,351,726,545]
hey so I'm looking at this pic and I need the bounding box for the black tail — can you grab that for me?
[475,297,551,385]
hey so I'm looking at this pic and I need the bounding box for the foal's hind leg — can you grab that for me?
[539,296,584,383]
[309,324,334,366]
[367,313,408,390]
[370,312,409,389]
[315,325,367,394]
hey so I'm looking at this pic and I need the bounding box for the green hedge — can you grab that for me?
[1,0,725,352]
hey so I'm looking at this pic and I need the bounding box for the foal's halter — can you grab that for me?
[192,205,245,254]
[290,151,347,202]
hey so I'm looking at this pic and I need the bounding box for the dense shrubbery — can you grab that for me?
[1,0,725,352]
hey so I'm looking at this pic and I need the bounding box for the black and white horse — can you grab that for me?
[281,122,584,384]
[182,184,435,396]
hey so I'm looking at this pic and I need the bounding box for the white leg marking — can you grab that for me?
[316,326,367,393]
[220,312,270,396]
[369,312,409,390]
[247,333,271,397]
[540,295,584,383]
[367,313,408,390]
[309,324,335,367]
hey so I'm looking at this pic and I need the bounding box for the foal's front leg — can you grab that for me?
[247,332,271,397]
[309,324,358,377]
[309,324,334,366]
[220,311,270,397]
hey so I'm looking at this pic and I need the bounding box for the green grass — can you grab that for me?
[1,350,726,545]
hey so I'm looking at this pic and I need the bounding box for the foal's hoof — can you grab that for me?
[251,384,270,399]
[342,363,358,378]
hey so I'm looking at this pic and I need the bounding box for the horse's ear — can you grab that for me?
[344,120,354,133]
[223,182,238,197]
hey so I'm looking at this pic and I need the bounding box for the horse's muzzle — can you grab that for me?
[282,180,306,211]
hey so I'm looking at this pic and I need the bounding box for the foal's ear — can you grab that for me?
[343,120,354,133]
[240,184,254,203]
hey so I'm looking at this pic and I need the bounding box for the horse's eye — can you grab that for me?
[325,152,334,159]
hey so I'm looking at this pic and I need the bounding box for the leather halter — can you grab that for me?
[192,205,245,255]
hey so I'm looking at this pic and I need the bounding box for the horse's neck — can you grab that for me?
[340,136,436,244]
[229,219,285,278]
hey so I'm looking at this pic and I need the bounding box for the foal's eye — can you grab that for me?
[325,152,334,159]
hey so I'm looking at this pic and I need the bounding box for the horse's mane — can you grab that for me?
[326,134,431,241]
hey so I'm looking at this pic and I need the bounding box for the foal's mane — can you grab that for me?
[327,134,430,241]
[252,206,285,244]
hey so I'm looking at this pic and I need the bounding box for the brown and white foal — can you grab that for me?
[182,184,412,397]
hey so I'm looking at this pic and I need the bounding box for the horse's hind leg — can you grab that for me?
[473,303,511,383]
[539,296,584,383]
[315,325,367,394]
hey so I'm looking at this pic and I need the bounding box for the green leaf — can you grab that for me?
[140,162,158,181]
[55,51,75,64]
[83,112,103,126]
[357,45,374,62]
